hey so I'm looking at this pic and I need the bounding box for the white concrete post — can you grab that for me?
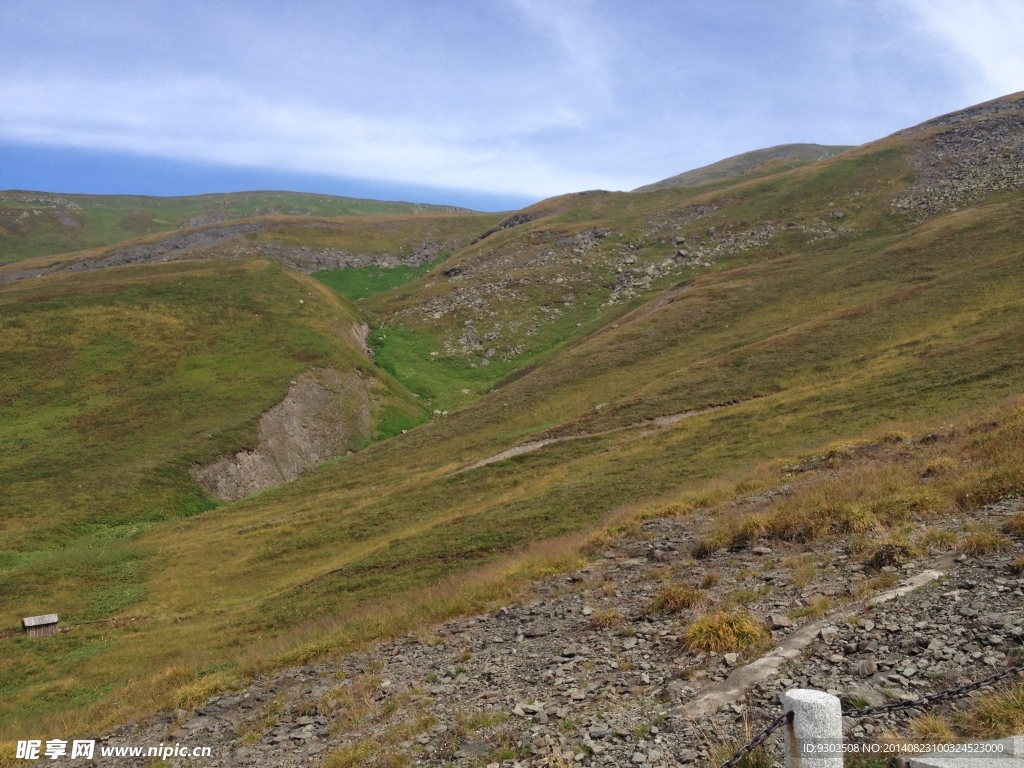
[782,689,843,768]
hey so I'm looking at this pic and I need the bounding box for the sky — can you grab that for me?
[1,0,1022,211]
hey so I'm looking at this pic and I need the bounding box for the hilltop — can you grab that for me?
[0,190,477,266]
[633,143,853,192]
[1,91,1024,765]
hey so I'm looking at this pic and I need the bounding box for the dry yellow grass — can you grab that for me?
[648,584,709,614]
[0,742,22,768]
[864,540,920,570]
[1002,513,1024,538]
[727,513,770,548]
[172,669,245,710]
[682,611,769,652]
[959,682,1024,739]
[692,532,727,559]
[957,525,1011,556]
[921,455,960,479]
[588,610,625,629]
[907,713,957,744]
[697,404,1024,560]
[788,596,833,620]
[323,742,374,768]
[782,554,818,589]
[701,571,722,589]
[866,571,899,591]
[921,529,958,551]
[759,465,931,542]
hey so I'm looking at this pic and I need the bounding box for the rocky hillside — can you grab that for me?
[5,91,1024,752]
[0,212,501,284]
[892,93,1024,218]
[92,487,1023,767]
[0,190,477,266]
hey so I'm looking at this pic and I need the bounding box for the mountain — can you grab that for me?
[0,189,475,266]
[633,142,853,192]
[2,91,1024,746]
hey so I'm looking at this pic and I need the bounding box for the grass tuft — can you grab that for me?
[782,554,818,589]
[921,529,958,551]
[788,596,833,620]
[682,611,770,652]
[1002,513,1024,539]
[172,669,245,710]
[701,571,722,589]
[865,541,919,570]
[959,682,1024,739]
[588,610,625,629]
[323,743,374,768]
[867,571,900,591]
[648,584,709,614]
[728,514,769,548]
[693,533,727,559]
[907,713,957,744]
[957,525,1011,556]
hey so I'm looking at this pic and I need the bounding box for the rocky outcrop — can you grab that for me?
[0,221,269,283]
[0,216,463,282]
[604,222,776,306]
[400,207,789,363]
[182,210,234,228]
[190,368,371,501]
[257,238,458,274]
[892,95,1024,218]
[473,211,546,243]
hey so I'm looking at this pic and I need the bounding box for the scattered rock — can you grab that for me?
[92,496,1024,767]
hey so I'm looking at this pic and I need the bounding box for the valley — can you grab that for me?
[1,92,1023,766]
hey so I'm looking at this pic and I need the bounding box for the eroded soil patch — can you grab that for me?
[190,368,371,501]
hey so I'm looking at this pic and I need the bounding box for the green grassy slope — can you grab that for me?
[0,190,480,266]
[0,211,503,284]
[0,258,422,658]
[351,140,898,413]
[3,93,1024,737]
[235,211,502,261]
[314,260,446,302]
[633,143,853,192]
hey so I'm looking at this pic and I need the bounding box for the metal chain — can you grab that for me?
[713,664,1024,768]
[844,663,1024,718]
[716,710,793,768]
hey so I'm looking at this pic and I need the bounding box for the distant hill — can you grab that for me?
[634,142,853,191]
[0,189,475,265]
[5,90,1024,740]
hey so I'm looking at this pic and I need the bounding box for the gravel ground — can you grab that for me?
[89,495,1024,767]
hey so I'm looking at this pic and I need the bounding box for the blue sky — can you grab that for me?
[1,0,1022,210]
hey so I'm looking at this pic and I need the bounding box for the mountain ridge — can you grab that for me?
[2,91,1024,758]
[0,189,479,267]
[632,142,854,192]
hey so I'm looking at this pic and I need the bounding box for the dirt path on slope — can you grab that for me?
[452,405,724,475]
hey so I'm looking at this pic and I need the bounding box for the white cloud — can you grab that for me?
[0,2,649,198]
[895,0,1024,101]
[506,0,613,102]
[0,72,632,197]
[4,2,1014,200]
